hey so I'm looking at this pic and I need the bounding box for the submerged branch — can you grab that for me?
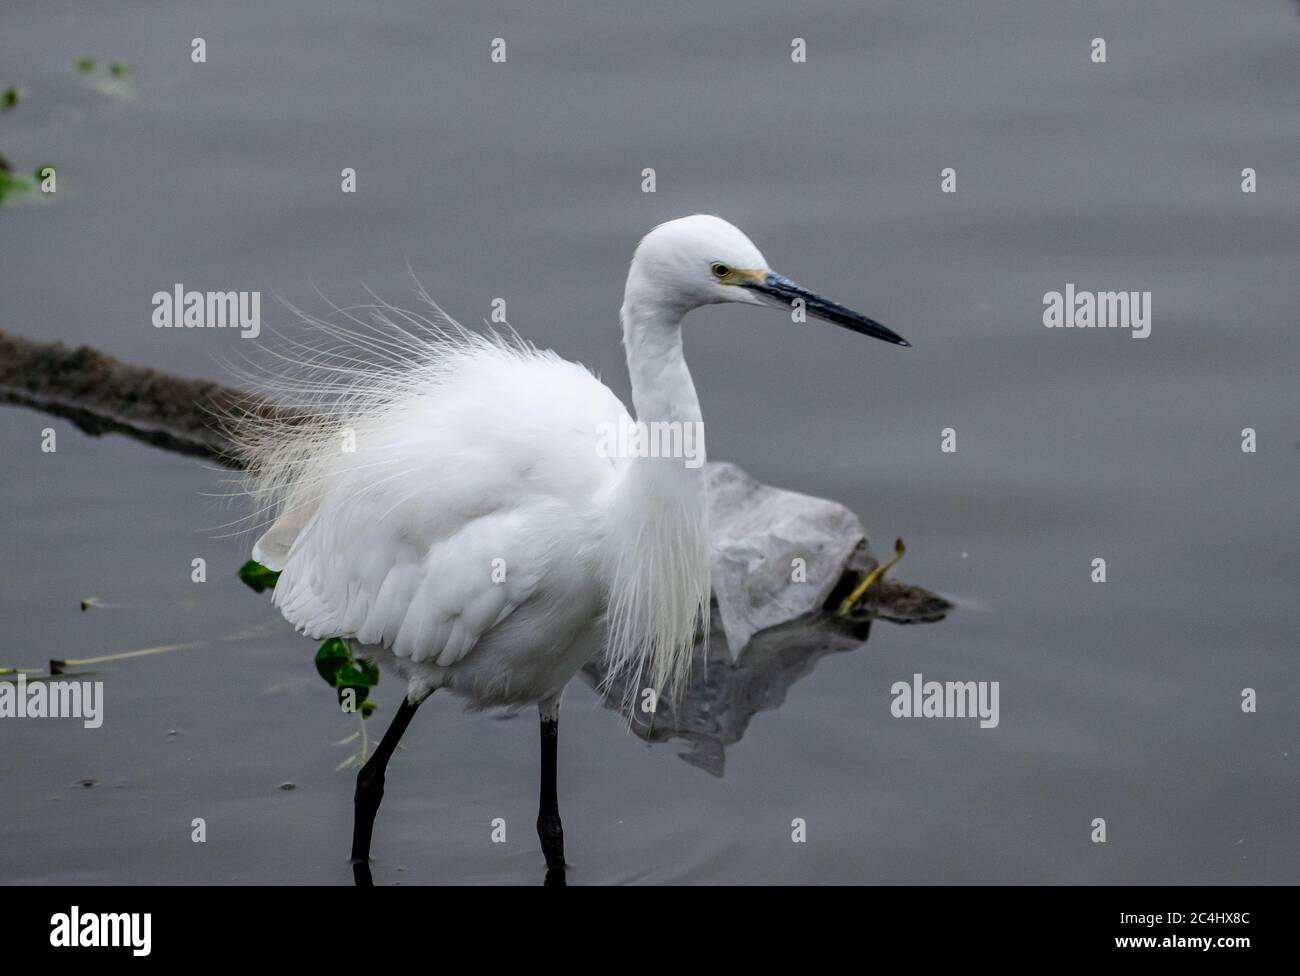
[0,330,304,466]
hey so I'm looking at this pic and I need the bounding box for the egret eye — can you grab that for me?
[711,262,731,279]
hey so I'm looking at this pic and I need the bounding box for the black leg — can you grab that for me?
[351,696,421,886]
[536,696,566,881]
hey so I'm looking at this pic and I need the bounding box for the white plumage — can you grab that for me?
[248,333,654,708]
[234,213,908,718]
[228,214,908,883]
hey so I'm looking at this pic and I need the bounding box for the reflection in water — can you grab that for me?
[583,546,952,777]
[341,541,948,883]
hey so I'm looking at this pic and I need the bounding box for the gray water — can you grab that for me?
[1,0,1297,884]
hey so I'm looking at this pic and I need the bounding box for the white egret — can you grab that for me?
[233,214,908,884]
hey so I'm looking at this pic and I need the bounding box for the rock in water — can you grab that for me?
[706,461,865,652]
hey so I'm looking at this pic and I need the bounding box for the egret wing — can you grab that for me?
[249,345,631,669]
[266,494,553,666]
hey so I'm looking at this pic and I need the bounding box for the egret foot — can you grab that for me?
[537,805,565,869]
[537,696,567,872]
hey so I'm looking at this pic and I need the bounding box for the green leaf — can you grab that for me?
[237,559,280,593]
[334,652,379,712]
[334,659,379,690]
[75,58,95,73]
[0,170,30,205]
[314,638,350,685]
[1,87,19,111]
[336,683,369,707]
[360,700,376,719]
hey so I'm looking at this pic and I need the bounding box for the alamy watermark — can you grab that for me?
[151,284,261,339]
[1043,284,1151,338]
[50,906,150,956]
[0,672,103,728]
[595,415,705,469]
[891,672,999,729]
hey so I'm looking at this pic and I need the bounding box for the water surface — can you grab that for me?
[1,0,1297,884]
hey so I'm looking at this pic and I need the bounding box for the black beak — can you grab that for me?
[744,272,910,347]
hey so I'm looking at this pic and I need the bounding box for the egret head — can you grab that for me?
[627,214,909,347]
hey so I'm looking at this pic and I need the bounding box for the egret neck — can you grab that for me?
[598,285,711,708]
[621,297,704,436]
